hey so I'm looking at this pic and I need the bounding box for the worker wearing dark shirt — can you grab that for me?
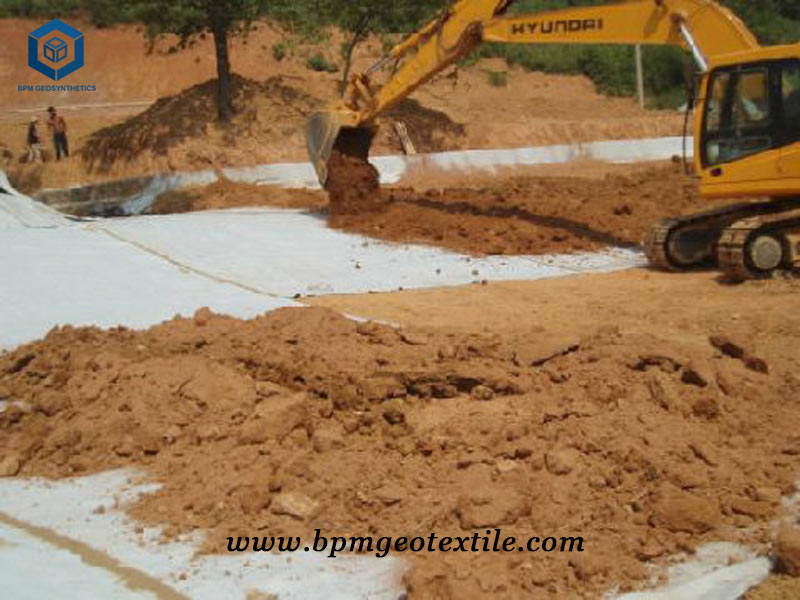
[47,106,69,160]
[26,116,43,163]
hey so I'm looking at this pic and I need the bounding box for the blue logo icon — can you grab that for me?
[29,19,84,81]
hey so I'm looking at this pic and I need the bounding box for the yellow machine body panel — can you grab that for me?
[306,0,798,210]
[695,44,800,199]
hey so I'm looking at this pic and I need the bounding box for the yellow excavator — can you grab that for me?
[306,0,800,280]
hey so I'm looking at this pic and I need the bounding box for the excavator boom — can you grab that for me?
[306,0,759,186]
[307,0,512,185]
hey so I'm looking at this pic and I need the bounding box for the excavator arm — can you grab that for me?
[306,0,759,186]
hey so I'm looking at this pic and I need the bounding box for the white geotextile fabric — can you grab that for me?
[0,472,404,600]
[0,179,296,350]
[2,174,643,350]
[0,471,772,600]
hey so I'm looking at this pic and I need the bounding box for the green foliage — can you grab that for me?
[272,41,288,61]
[0,0,82,19]
[0,0,135,26]
[339,41,351,62]
[132,0,262,45]
[298,28,330,45]
[265,0,448,39]
[477,0,798,101]
[723,0,799,45]
[1,0,797,106]
[487,70,508,87]
[306,52,337,73]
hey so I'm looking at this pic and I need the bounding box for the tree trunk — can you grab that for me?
[211,15,233,122]
[340,14,372,95]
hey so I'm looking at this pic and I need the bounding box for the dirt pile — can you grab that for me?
[380,99,467,154]
[80,75,324,175]
[325,150,385,218]
[149,177,326,214]
[2,304,799,598]
[333,163,708,255]
[145,162,708,256]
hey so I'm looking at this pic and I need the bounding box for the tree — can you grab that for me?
[133,0,263,122]
[265,0,447,92]
[337,3,377,92]
[329,0,447,91]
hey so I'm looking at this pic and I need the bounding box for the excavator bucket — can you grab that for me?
[306,110,376,188]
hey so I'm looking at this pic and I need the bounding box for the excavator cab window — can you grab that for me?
[703,66,773,166]
[782,61,800,144]
[703,60,800,167]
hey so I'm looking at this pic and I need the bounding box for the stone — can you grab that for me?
[255,381,286,399]
[689,441,719,467]
[471,385,495,401]
[545,448,580,476]
[399,331,428,346]
[588,474,608,489]
[754,487,782,504]
[0,454,21,477]
[456,491,531,529]
[270,492,319,521]
[113,437,136,457]
[650,495,720,534]
[775,526,800,577]
[163,425,182,445]
[730,498,774,519]
[240,487,272,515]
[382,405,406,425]
[312,426,345,453]
[570,554,610,581]
[241,393,309,444]
[193,307,213,327]
[196,423,222,442]
[374,483,405,506]
[666,464,707,490]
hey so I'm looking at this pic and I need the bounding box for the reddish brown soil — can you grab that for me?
[326,149,385,217]
[146,162,712,256]
[334,163,707,255]
[1,18,683,191]
[148,177,326,214]
[2,274,800,599]
[748,573,800,599]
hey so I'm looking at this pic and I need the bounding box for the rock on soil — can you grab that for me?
[649,494,721,534]
[776,526,800,577]
[0,453,21,477]
[270,492,319,521]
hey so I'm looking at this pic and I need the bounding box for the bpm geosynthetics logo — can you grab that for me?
[28,19,84,81]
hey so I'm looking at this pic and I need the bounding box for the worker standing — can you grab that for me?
[26,116,43,163]
[46,106,69,160]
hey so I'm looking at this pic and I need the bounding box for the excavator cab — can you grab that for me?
[698,57,800,194]
[653,56,800,279]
